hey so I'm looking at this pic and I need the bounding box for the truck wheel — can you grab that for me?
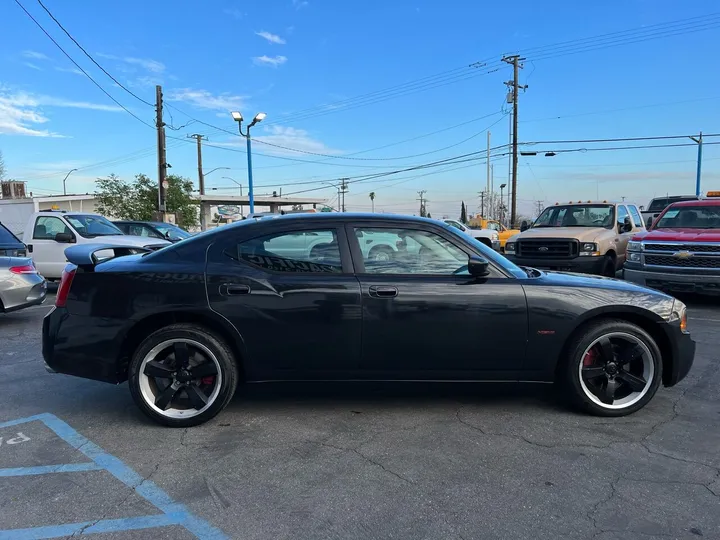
[128,323,239,427]
[601,256,615,277]
[559,319,662,417]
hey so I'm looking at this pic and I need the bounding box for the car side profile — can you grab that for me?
[43,214,694,427]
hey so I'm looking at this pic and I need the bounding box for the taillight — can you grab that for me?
[9,264,37,274]
[56,266,77,308]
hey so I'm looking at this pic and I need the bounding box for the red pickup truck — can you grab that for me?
[623,194,720,295]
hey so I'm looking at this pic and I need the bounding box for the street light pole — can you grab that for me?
[690,132,703,197]
[231,111,267,214]
[62,168,78,196]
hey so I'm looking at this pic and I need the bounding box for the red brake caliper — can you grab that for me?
[583,347,599,367]
[201,376,215,385]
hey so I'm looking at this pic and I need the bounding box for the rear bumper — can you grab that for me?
[505,254,606,274]
[660,321,695,387]
[1,278,47,313]
[624,267,720,295]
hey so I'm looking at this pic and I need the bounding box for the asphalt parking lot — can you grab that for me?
[0,293,718,540]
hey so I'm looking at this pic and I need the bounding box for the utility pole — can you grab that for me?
[479,191,486,219]
[486,131,491,216]
[417,190,427,217]
[339,178,349,212]
[691,132,703,196]
[155,85,168,215]
[535,200,544,217]
[503,55,527,227]
[189,134,207,229]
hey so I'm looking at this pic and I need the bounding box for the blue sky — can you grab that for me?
[1,0,719,219]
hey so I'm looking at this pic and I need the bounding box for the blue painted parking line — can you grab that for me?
[0,413,228,539]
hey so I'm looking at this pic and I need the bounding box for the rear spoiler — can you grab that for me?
[64,244,152,271]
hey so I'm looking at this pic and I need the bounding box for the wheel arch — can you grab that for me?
[117,309,247,383]
[477,237,492,247]
[554,309,673,385]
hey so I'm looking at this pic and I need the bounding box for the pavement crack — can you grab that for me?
[351,446,413,484]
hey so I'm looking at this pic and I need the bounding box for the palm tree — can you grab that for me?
[369,192,376,213]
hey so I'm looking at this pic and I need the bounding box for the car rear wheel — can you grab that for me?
[560,319,662,416]
[128,324,239,427]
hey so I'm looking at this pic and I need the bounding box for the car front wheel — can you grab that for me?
[128,323,239,427]
[560,319,662,416]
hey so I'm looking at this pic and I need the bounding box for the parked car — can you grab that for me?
[0,222,27,257]
[43,213,694,427]
[0,257,47,314]
[22,211,170,280]
[624,193,720,295]
[469,218,521,252]
[113,221,192,243]
[442,219,501,250]
[505,201,645,276]
[641,195,699,228]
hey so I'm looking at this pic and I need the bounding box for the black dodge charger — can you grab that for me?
[43,214,695,427]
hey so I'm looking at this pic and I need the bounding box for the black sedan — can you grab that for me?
[113,220,192,243]
[43,214,695,427]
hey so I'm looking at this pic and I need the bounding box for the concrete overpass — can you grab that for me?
[197,194,328,227]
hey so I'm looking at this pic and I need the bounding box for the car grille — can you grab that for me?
[517,239,577,258]
[645,255,720,268]
[645,243,720,253]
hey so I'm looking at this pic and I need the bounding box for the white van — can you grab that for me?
[22,211,170,280]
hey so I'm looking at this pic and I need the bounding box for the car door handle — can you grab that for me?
[220,284,250,296]
[369,285,398,298]
[27,244,33,253]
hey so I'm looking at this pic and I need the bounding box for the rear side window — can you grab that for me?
[627,205,644,228]
[0,223,21,243]
[228,229,343,273]
[616,205,629,227]
[33,216,71,239]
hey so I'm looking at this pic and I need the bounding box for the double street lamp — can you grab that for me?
[231,111,267,214]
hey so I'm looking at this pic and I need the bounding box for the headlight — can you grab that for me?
[629,252,641,262]
[492,233,499,241]
[505,242,515,252]
[628,241,642,251]
[578,242,601,257]
[669,300,688,333]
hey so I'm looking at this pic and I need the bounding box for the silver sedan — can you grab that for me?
[0,257,47,314]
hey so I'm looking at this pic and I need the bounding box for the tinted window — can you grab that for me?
[617,205,629,228]
[627,205,644,228]
[356,227,469,275]
[647,197,698,212]
[155,224,191,241]
[655,206,720,229]
[33,216,71,239]
[0,223,21,244]
[230,229,342,273]
[124,224,163,238]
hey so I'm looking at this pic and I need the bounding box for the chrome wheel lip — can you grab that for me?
[138,338,222,419]
[578,332,654,410]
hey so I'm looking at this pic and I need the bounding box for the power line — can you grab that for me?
[36,0,154,107]
[12,0,154,129]
[523,133,720,145]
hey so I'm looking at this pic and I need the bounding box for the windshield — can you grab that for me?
[654,206,720,229]
[155,224,192,241]
[65,214,123,238]
[647,197,697,213]
[533,205,615,229]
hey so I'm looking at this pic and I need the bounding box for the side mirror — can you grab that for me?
[639,205,645,211]
[622,217,633,232]
[520,221,529,232]
[54,232,74,243]
[468,256,490,278]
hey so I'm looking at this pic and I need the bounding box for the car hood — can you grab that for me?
[514,227,607,242]
[635,229,720,242]
[82,235,170,247]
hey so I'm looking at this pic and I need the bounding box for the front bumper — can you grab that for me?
[624,267,720,295]
[660,320,695,387]
[505,254,606,274]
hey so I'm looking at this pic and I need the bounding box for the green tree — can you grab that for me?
[369,191,376,213]
[460,201,467,224]
[95,173,198,228]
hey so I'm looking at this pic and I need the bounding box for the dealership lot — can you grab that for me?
[0,294,718,540]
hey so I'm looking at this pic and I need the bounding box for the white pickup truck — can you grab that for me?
[442,219,501,251]
[22,211,170,280]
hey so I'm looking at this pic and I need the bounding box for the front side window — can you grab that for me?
[443,220,465,231]
[229,229,342,273]
[617,205,630,229]
[654,206,720,229]
[533,204,614,229]
[627,205,644,228]
[356,227,469,275]
[155,224,191,241]
[33,216,70,239]
[65,214,123,238]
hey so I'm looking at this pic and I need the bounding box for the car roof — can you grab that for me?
[669,199,720,207]
[259,212,438,224]
[114,220,165,226]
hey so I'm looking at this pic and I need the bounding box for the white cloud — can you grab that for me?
[96,53,166,73]
[55,66,84,76]
[23,63,42,71]
[167,88,247,111]
[253,55,287,67]
[256,31,286,45]
[22,50,50,61]
[254,125,341,156]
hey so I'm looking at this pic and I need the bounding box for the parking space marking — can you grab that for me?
[689,317,720,323]
[0,413,228,540]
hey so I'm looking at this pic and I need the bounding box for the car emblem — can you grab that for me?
[674,251,693,259]
[539,246,549,252]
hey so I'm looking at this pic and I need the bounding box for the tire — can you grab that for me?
[368,245,394,262]
[128,323,239,427]
[558,319,662,417]
[601,255,616,277]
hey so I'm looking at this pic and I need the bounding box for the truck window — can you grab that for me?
[617,205,630,229]
[647,197,697,213]
[33,216,71,240]
[627,205,644,228]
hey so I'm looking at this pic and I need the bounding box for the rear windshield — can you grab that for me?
[647,197,697,212]
[654,206,720,229]
[0,223,21,244]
